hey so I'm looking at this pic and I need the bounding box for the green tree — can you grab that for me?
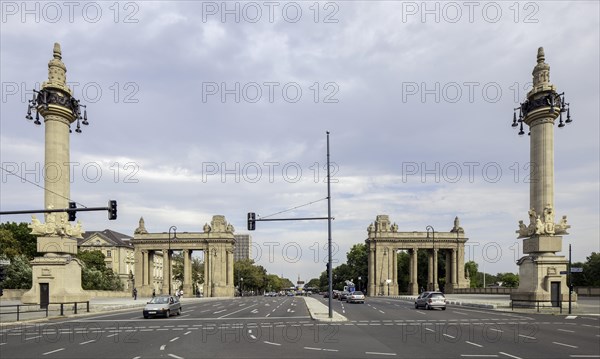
[77,250,123,290]
[583,252,600,286]
[346,243,368,284]
[0,222,38,259]
[0,229,21,259]
[465,261,478,287]
[497,272,519,287]
[0,254,32,289]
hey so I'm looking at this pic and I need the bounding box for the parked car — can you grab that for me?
[143,295,182,318]
[414,291,446,310]
[346,291,365,304]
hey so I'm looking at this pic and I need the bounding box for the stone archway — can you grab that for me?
[131,215,235,297]
[366,215,469,296]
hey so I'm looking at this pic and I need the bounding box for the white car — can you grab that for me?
[346,291,365,303]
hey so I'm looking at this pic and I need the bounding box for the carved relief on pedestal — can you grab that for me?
[516,204,570,238]
[29,212,83,239]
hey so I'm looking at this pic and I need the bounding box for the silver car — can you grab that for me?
[143,295,182,318]
[346,291,365,303]
[414,291,446,310]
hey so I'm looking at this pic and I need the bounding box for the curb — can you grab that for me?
[302,297,348,322]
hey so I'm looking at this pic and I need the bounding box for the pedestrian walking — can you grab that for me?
[152,288,156,298]
[133,287,138,300]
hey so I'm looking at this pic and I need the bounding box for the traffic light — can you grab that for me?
[247,212,256,231]
[68,201,77,221]
[108,200,117,220]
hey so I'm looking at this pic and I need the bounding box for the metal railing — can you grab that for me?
[0,301,90,322]
[511,299,563,313]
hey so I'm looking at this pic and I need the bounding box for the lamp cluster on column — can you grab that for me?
[511,47,572,136]
[25,43,89,133]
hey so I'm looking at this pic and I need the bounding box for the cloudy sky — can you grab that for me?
[1,1,598,283]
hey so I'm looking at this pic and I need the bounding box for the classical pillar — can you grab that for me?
[392,249,398,295]
[142,251,149,287]
[368,247,375,296]
[183,249,192,296]
[148,251,155,290]
[410,248,419,295]
[162,248,169,294]
[445,250,451,290]
[433,249,438,291]
[203,250,210,297]
[451,248,458,286]
[427,250,434,291]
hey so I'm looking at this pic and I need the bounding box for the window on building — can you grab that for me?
[106,250,112,258]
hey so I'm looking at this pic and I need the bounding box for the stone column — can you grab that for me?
[148,251,155,291]
[162,248,169,294]
[445,250,451,291]
[392,249,398,295]
[410,248,419,295]
[451,248,458,286]
[368,247,375,296]
[142,251,149,287]
[204,250,210,297]
[433,249,438,291]
[427,250,434,291]
[183,249,192,296]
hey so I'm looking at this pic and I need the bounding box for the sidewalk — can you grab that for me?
[390,294,600,315]
[0,296,210,325]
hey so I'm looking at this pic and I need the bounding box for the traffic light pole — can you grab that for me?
[246,132,335,319]
[0,200,117,221]
[326,131,333,319]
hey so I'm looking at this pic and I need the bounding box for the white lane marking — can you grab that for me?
[565,315,577,319]
[266,313,271,317]
[415,311,427,315]
[170,337,180,342]
[460,356,498,357]
[425,328,435,332]
[0,343,6,346]
[80,340,96,345]
[379,310,385,314]
[569,356,600,358]
[213,310,227,314]
[305,347,321,351]
[263,341,281,346]
[499,352,523,359]
[557,329,575,333]
[106,334,118,338]
[219,304,259,318]
[465,341,483,348]
[553,342,578,349]
[168,354,184,359]
[184,331,191,335]
[365,352,397,356]
[443,334,456,339]
[251,309,259,314]
[323,349,339,352]
[42,348,65,356]
[518,334,536,340]
[160,345,166,350]
[489,328,503,333]
[25,335,42,341]
[452,311,469,316]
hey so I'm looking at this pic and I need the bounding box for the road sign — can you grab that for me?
[570,267,583,273]
[560,271,568,275]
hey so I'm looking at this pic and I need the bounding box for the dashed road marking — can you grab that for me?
[42,348,65,356]
[465,341,483,348]
[553,342,578,349]
[499,352,523,359]
[263,341,281,346]
[365,351,397,356]
[79,340,96,345]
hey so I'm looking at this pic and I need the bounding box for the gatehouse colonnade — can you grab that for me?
[366,215,470,296]
[131,215,235,297]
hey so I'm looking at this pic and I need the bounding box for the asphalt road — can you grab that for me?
[1,296,598,359]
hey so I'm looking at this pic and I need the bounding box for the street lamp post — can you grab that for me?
[426,225,435,291]
[240,277,244,297]
[168,226,177,295]
[358,276,362,292]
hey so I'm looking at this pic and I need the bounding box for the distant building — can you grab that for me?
[233,234,252,261]
[79,229,164,290]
